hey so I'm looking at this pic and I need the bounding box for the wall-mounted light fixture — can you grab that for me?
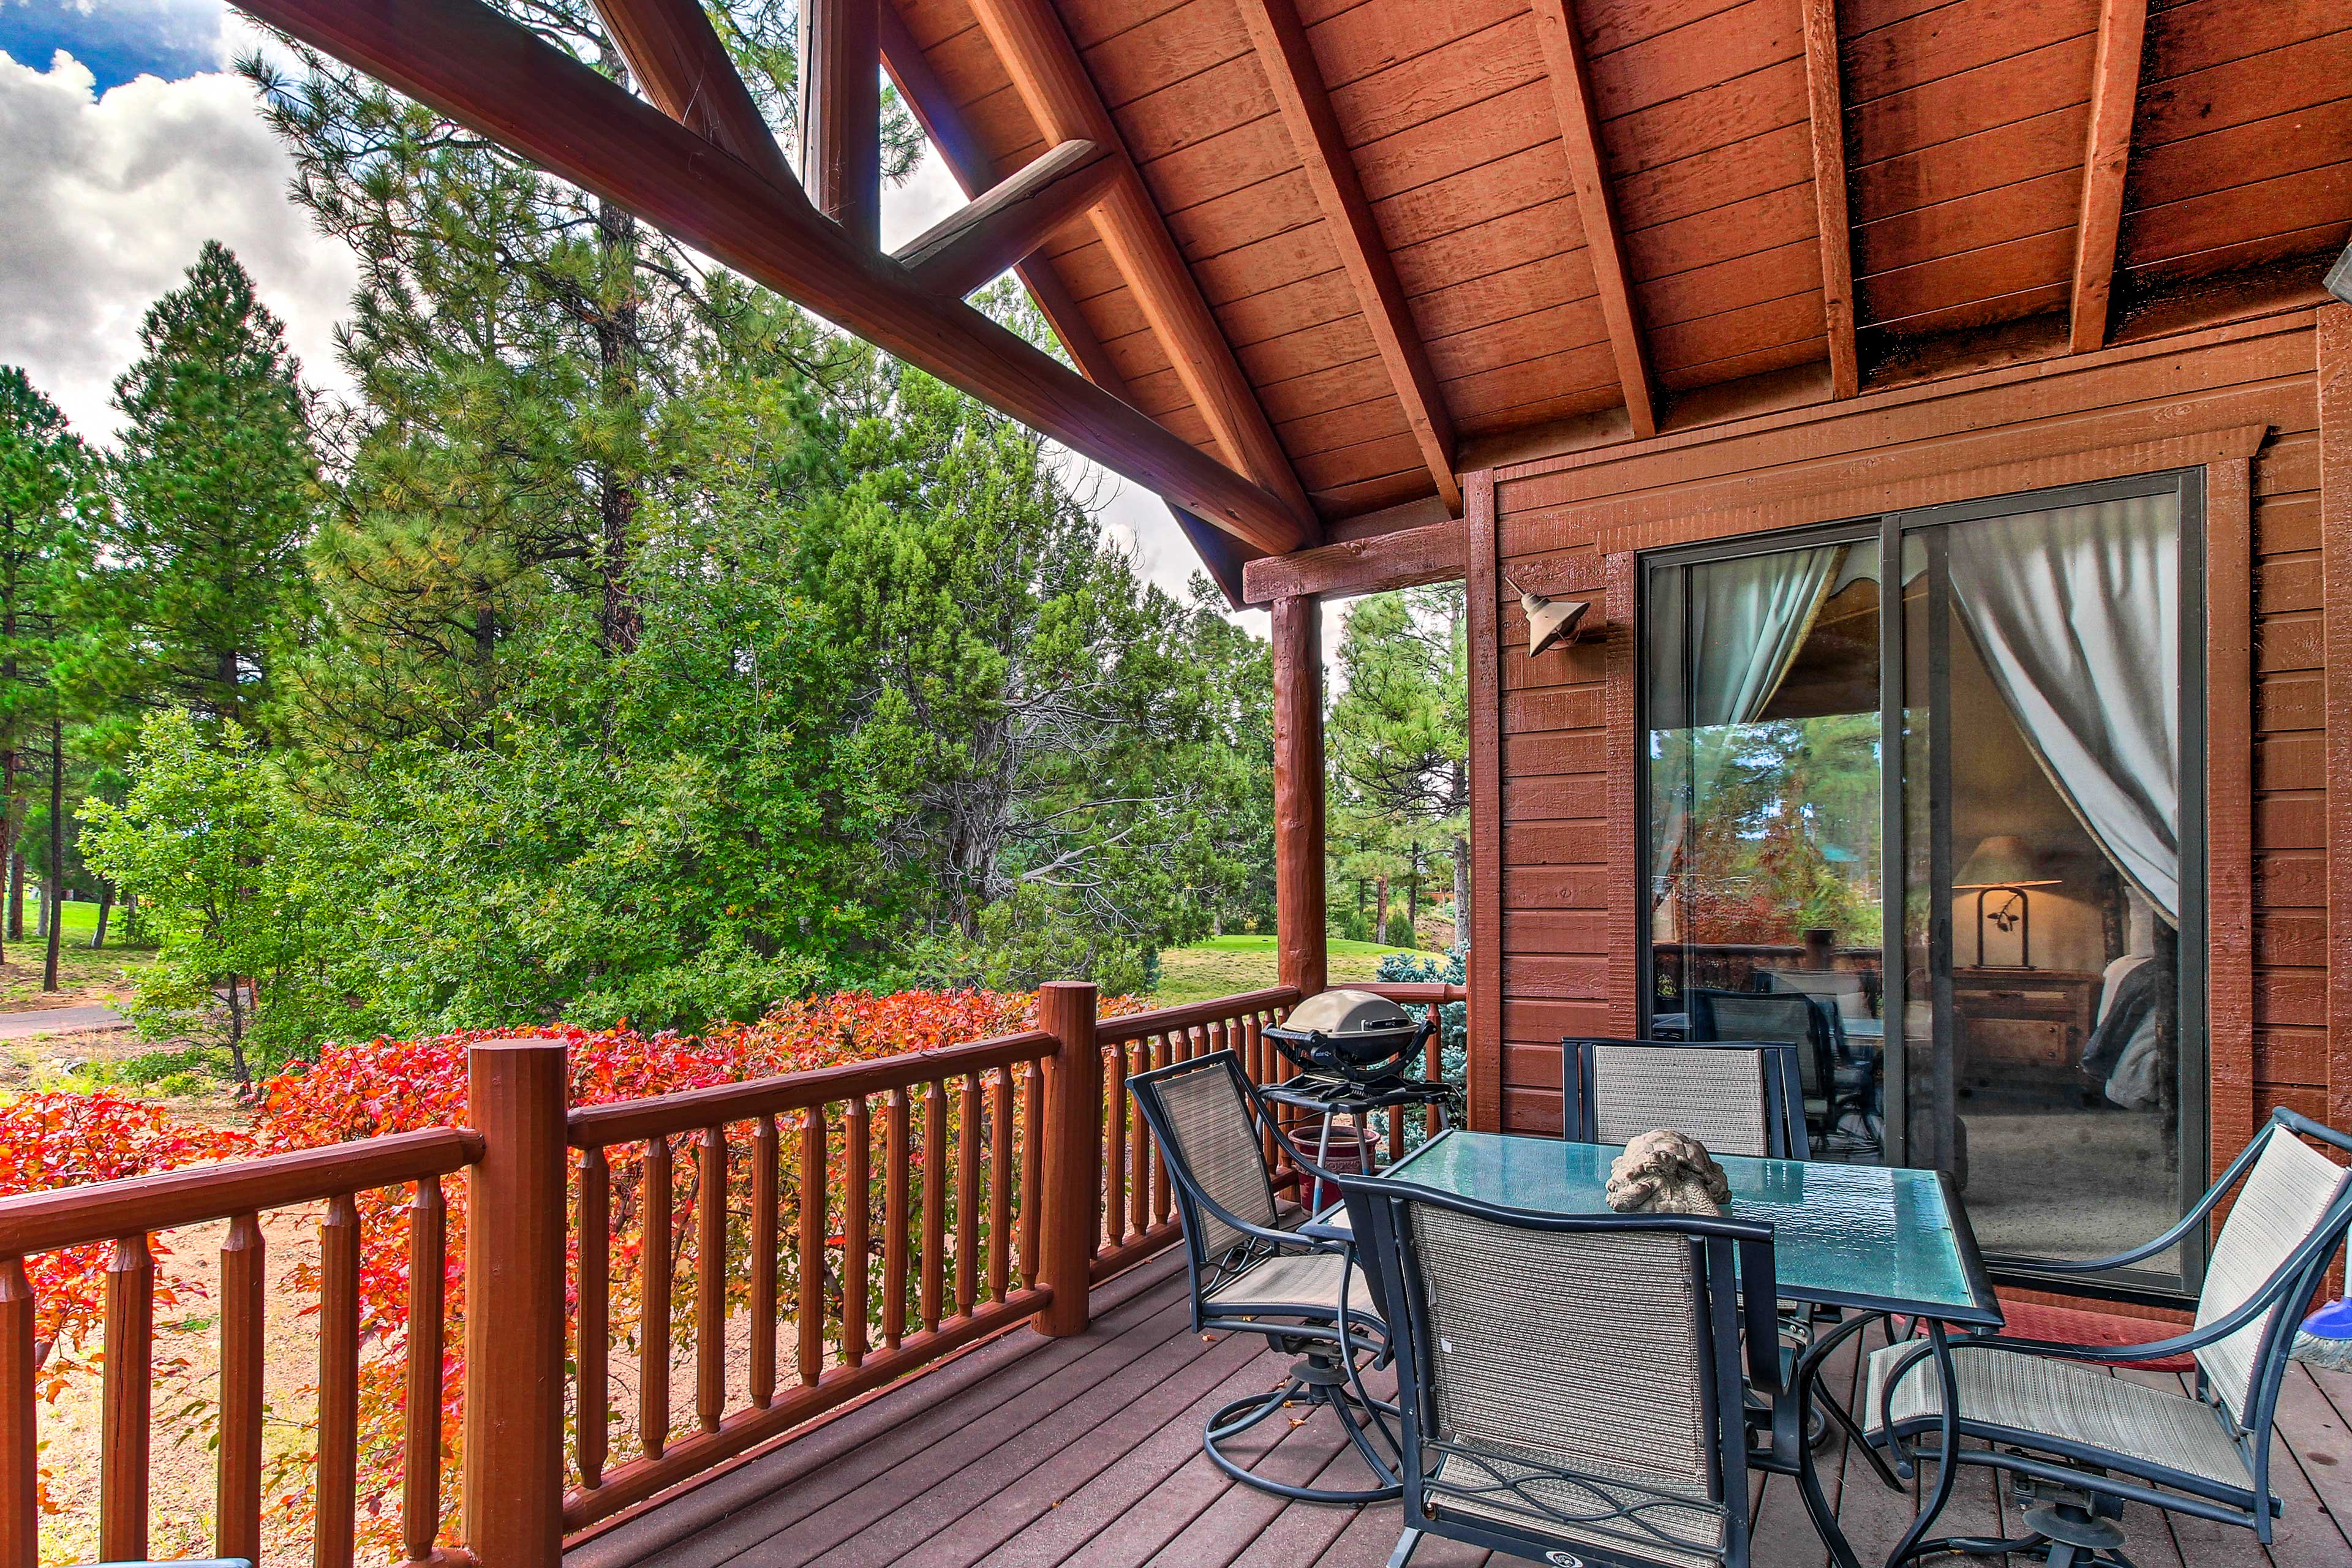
[1954,833,2060,969]
[1506,576,1591,658]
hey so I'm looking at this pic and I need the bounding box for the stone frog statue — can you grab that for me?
[1604,1129,1734,1216]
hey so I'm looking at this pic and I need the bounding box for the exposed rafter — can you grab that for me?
[1241,519,1464,605]
[875,2,1259,606]
[1528,0,1657,440]
[2071,0,2150,353]
[587,0,796,190]
[1235,0,1461,514]
[1798,0,1861,399]
[894,138,1118,300]
[799,0,881,247]
[962,0,1319,529]
[241,0,1312,553]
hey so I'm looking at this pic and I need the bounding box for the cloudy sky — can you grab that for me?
[0,0,1259,617]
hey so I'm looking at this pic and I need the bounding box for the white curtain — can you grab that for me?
[1945,494,2181,919]
[1650,546,1844,889]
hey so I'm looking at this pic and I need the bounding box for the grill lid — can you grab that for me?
[1277,988,1416,1038]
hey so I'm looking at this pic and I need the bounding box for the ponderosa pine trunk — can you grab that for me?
[43,716,62,992]
[1452,832,1470,948]
[91,880,111,950]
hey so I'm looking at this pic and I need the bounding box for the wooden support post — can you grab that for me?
[1035,981,1100,1338]
[1272,595,1328,997]
[0,1259,33,1568]
[463,1038,569,1568]
[2321,304,2352,1139]
[799,0,880,248]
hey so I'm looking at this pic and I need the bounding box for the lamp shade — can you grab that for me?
[1954,833,2059,889]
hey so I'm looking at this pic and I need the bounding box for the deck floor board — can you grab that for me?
[574,1258,2352,1568]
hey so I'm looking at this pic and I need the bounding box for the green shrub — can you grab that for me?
[1384,908,1418,949]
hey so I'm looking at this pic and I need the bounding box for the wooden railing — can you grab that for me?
[0,982,1383,1565]
[1091,987,1299,1283]
[0,1126,481,1568]
[560,1027,1061,1531]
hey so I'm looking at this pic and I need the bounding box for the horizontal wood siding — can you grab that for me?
[1480,311,2323,1159]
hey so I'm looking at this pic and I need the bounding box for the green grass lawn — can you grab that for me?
[0,899,157,1012]
[1150,932,1425,1007]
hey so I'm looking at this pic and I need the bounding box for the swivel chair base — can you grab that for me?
[1900,1480,2138,1568]
[1204,1342,1403,1506]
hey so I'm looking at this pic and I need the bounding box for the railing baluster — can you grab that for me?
[405,1177,447,1563]
[641,1134,673,1460]
[957,1072,981,1318]
[798,1106,828,1385]
[751,1115,777,1408]
[0,1257,32,1568]
[696,1125,727,1431]
[922,1079,946,1334]
[1020,1057,1044,1291]
[317,1193,361,1568]
[1150,1031,1172,1227]
[884,1086,910,1351]
[1103,1039,1126,1250]
[1126,1039,1149,1241]
[843,1095,870,1366]
[987,1068,1012,1304]
[100,1232,153,1563]
[217,1213,265,1564]
[578,1147,611,1488]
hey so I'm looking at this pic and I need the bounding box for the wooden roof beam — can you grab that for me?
[894,138,1118,300]
[875,2,1259,605]
[1529,0,1657,440]
[799,0,881,248]
[587,0,797,191]
[1798,0,1860,399]
[1236,0,1460,515]
[241,0,1312,554]
[962,0,1320,534]
[2070,0,2150,353]
[1241,519,1463,605]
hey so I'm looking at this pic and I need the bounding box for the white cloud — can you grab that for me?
[0,28,356,441]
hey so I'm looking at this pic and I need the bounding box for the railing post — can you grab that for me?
[1035,982,1101,1337]
[464,1038,570,1568]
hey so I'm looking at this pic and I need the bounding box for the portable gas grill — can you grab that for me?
[1261,989,1453,1197]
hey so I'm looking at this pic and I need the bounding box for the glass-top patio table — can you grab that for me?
[1306,1129,2003,1568]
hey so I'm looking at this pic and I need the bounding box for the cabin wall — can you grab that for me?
[1464,307,2340,1188]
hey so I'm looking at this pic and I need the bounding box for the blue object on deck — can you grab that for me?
[2294,1298,2352,1372]
[2302,1298,2352,1338]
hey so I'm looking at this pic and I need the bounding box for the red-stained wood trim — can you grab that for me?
[1242,519,1465,605]
[0,1258,31,1568]
[402,1178,448,1564]
[639,1136,673,1461]
[568,1031,1054,1146]
[842,1095,871,1366]
[1104,1040,1128,1246]
[894,139,1117,299]
[1019,1057,1044,1289]
[921,1079,948,1335]
[696,1126,728,1428]
[1527,0,1657,440]
[1093,987,1300,1044]
[2208,456,2258,1166]
[883,1088,911,1351]
[1035,982,1101,1337]
[1798,0,1859,398]
[216,1213,265,1564]
[1272,596,1329,997]
[798,0,880,247]
[579,1148,613,1481]
[956,1073,982,1316]
[559,1287,1049,1530]
[2320,305,2352,1136]
[799,1107,829,1385]
[961,0,1319,529]
[317,1193,363,1568]
[748,1118,777,1404]
[587,0,795,190]
[2070,0,2150,353]
[987,1068,1012,1303]
[1235,0,1460,513]
[240,0,1308,555]
[0,1126,479,1257]
[1465,470,1506,1130]
[1603,547,1640,1037]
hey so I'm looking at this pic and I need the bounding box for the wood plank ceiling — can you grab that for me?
[894,0,2351,534]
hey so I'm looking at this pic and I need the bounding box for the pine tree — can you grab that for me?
[1328,587,1472,940]
[104,241,319,733]
[0,368,102,979]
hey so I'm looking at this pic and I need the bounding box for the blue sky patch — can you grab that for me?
[0,0,227,91]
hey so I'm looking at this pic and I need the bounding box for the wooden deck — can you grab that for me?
[570,1248,2352,1568]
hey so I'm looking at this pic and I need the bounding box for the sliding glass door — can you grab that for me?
[1642,472,2207,1294]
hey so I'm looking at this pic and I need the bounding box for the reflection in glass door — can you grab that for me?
[1643,473,2207,1293]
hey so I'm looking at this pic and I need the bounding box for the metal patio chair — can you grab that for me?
[1687,989,1875,1156]
[1127,1049,1402,1505]
[1863,1106,2352,1568]
[1344,1170,1782,1568]
[1562,1036,1809,1159]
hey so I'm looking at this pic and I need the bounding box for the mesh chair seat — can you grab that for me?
[1429,1446,1726,1568]
[1863,1340,2255,1493]
[1205,1250,1378,1319]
